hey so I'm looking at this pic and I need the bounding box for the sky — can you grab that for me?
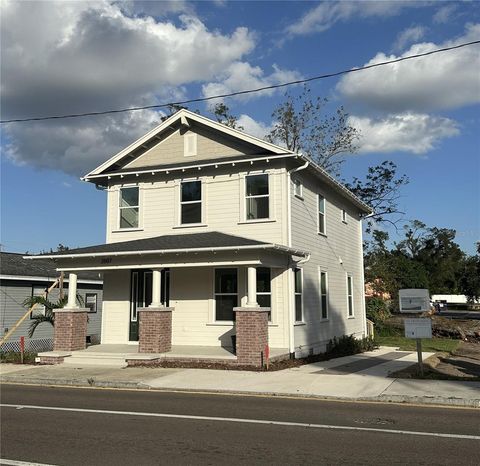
[1,0,479,255]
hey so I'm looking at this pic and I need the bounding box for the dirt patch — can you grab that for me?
[390,341,480,381]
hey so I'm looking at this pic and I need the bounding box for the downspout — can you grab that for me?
[286,159,310,355]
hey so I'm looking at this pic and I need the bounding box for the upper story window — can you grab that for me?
[342,209,347,223]
[246,174,269,220]
[119,186,139,229]
[180,180,202,224]
[318,194,326,235]
[293,178,303,198]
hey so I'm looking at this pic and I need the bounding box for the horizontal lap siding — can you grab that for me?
[0,281,103,344]
[107,165,287,245]
[170,267,288,349]
[101,271,130,344]
[291,172,365,354]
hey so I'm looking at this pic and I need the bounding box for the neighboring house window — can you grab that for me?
[320,271,328,319]
[215,268,238,321]
[246,174,269,220]
[30,286,46,318]
[342,209,347,223]
[347,274,354,317]
[293,179,303,198]
[85,293,97,313]
[256,267,271,320]
[318,194,326,234]
[294,268,303,322]
[119,186,139,229]
[184,133,197,157]
[180,180,202,224]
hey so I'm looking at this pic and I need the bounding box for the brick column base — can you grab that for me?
[234,307,270,367]
[138,307,174,353]
[53,308,88,351]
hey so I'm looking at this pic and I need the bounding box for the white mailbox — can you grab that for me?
[404,318,432,339]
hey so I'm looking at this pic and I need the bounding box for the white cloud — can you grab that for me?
[433,4,458,24]
[337,24,480,113]
[286,1,426,36]
[350,113,459,154]
[393,25,426,52]
[202,62,302,106]
[236,114,273,139]
[0,0,256,175]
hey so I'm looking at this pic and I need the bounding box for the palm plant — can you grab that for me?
[23,294,84,338]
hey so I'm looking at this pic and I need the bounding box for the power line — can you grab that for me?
[1,40,479,124]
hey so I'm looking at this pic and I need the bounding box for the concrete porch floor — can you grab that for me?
[45,344,290,367]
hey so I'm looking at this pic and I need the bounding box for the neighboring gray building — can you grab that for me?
[0,252,103,352]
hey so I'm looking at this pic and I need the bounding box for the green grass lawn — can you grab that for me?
[376,336,460,353]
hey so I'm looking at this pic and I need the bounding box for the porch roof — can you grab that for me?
[23,232,309,260]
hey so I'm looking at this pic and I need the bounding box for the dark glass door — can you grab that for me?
[130,269,170,341]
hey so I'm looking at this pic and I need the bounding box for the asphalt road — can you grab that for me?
[1,384,479,465]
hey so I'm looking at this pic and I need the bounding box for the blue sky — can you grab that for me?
[1,0,479,254]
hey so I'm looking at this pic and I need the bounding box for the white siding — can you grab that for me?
[106,165,288,246]
[100,270,131,344]
[290,171,366,356]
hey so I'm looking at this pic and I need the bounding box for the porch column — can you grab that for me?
[246,266,258,307]
[150,269,162,308]
[67,272,78,308]
[53,272,88,351]
[138,307,174,353]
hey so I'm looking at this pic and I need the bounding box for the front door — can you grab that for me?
[129,269,170,341]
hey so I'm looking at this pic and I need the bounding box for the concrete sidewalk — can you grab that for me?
[1,347,479,408]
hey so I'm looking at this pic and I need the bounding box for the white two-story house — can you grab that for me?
[27,109,371,368]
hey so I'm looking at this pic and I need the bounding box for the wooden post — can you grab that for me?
[416,339,424,376]
[20,336,25,364]
[59,272,64,300]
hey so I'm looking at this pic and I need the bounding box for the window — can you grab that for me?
[30,286,47,318]
[318,194,326,234]
[256,267,271,320]
[119,186,139,229]
[347,274,354,317]
[215,268,238,321]
[293,178,303,198]
[85,293,97,313]
[294,268,303,322]
[184,133,197,157]
[246,174,269,220]
[320,271,328,319]
[180,180,202,224]
[342,209,347,223]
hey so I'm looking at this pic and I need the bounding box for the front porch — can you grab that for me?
[29,232,308,369]
[39,343,290,368]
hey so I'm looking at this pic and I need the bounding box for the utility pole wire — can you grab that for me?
[1,40,479,124]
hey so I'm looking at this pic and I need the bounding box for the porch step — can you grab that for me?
[63,352,130,368]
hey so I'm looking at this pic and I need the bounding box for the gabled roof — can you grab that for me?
[0,252,102,282]
[23,232,308,259]
[83,109,294,179]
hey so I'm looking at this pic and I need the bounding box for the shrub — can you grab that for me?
[366,297,392,325]
[0,351,37,364]
[326,335,378,358]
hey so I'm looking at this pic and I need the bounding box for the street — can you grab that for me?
[1,384,479,465]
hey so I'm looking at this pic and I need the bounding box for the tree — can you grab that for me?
[23,293,84,338]
[265,86,358,177]
[460,243,480,302]
[344,161,409,233]
[212,103,243,130]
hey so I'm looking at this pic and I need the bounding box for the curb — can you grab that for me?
[2,376,479,408]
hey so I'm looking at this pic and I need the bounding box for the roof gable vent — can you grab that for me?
[184,132,197,157]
